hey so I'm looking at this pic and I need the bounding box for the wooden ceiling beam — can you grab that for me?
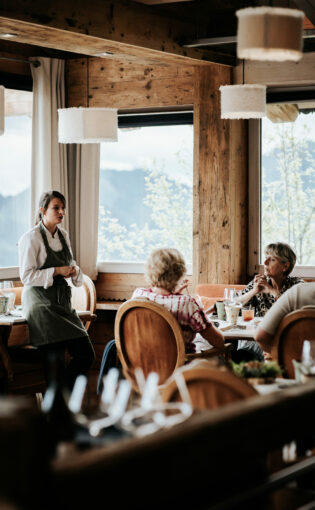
[0,0,235,66]
[134,0,193,4]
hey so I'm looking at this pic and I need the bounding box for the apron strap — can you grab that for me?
[56,228,73,264]
[39,222,51,253]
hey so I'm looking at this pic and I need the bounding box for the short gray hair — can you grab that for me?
[145,248,186,293]
[265,242,297,275]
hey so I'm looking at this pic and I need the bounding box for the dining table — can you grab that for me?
[208,314,263,340]
[0,307,95,381]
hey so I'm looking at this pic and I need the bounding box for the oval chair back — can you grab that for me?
[115,298,186,391]
[271,306,315,379]
[161,359,258,410]
[71,274,96,331]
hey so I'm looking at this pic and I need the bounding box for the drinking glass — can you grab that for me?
[242,307,255,322]
[225,304,240,326]
[223,288,236,303]
[229,289,236,302]
[0,281,15,312]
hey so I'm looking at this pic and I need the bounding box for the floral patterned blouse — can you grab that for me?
[240,275,304,317]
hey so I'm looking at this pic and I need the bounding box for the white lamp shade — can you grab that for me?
[236,7,304,62]
[58,107,118,143]
[0,86,4,135]
[220,84,266,119]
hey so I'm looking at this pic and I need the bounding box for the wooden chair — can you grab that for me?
[271,306,315,379]
[114,298,233,392]
[70,274,97,332]
[195,283,246,310]
[161,358,258,410]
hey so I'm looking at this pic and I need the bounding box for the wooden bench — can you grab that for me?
[195,283,246,310]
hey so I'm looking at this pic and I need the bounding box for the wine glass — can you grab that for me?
[223,288,230,302]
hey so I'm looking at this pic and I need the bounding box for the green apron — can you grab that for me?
[22,223,88,347]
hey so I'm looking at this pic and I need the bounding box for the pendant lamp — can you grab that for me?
[236,7,304,62]
[0,86,4,135]
[58,107,118,143]
[220,84,266,119]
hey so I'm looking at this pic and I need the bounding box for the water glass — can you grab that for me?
[0,281,15,312]
[225,304,240,325]
[216,301,226,320]
[0,295,9,315]
[223,288,236,303]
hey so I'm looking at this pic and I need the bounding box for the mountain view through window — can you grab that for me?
[0,89,32,268]
[98,123,193,265]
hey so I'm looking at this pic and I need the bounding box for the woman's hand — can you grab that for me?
[54,266,77,278]
[253,274,278,298]
[253,274,270,293]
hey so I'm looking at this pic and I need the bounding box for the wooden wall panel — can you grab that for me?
[193,65,247,286]
[89,58,194,108]
[66,58,88,107]
[66,57,248,294]
[67,57,194,108]
[95,273,193,301]
[229,119,248,284]
[95,273,147,301]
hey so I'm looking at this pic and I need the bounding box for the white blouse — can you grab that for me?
[18,223,83,289]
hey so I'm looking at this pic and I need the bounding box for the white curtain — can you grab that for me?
[68,144,100,280]
[30,57,68,230]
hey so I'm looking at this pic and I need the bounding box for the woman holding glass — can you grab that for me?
[18,190,95,391]
[232,242,303,362]
[238,242,303,317]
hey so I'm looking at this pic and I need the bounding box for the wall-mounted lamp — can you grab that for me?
[0,86,4,135]
[236,7,304,62]
[58,107,118,143]
[220,84,266,119]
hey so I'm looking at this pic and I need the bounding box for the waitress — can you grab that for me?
[18,190,95,391]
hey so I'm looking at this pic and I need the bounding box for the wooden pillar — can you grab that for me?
[193,65,248,287]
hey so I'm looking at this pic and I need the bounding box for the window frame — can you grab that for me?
[0,86,33,280]
[248,89,315,279]
[97,109,194,276]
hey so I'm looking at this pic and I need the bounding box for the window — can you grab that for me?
[0,89,32,274]
[97,112,193,273]
[248,96,315,277]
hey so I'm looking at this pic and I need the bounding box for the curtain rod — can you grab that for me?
[0,56,40,67]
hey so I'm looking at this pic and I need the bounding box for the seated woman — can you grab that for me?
[233,242,303,362]
[97,248,224,393]
[132,248,224,354]
[238,242,303,317]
